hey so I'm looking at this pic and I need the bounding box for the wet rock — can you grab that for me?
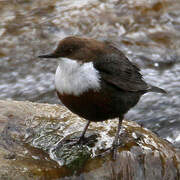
[0,100,179,180]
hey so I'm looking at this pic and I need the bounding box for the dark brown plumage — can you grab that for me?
[39,36,166,159]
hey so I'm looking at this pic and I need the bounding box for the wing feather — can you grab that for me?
[93,49,149,92]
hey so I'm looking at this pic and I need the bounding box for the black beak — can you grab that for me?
[38,53,59,58]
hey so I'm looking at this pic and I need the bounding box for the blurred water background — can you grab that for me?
[0,0,179,147]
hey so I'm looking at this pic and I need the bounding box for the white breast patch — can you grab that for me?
[55,58,101,96]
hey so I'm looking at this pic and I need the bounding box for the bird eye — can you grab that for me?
[67,45,77,54]
[69,48,73,52]
[60,43,79,55]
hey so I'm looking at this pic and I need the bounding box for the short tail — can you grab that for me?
[148,85,167,94]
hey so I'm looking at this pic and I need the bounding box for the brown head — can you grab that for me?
[38,36,112,62]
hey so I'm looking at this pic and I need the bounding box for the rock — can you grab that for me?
[0,100,179,180]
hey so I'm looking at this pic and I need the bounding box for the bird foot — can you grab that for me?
[76,136,86,144]
[64,133,98,147]
[63,136,86,146]
[77,133,98,146]
[98,142,121,160]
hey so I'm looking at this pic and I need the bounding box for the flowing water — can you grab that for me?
[0,0,180,147]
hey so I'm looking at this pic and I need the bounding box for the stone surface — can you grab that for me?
[0,100,179,180]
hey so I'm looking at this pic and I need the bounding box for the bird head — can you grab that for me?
[38,36,107,63]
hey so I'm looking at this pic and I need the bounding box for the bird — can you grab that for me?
[38,36,166,158]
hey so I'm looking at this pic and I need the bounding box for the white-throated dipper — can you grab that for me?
[39,36,166,158]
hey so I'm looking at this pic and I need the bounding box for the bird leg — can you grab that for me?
[112,116,123,160]
[78,120,91,143]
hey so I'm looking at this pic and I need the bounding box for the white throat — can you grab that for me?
[55,58,101,96]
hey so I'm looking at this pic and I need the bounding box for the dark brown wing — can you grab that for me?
[93,50,149,92]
